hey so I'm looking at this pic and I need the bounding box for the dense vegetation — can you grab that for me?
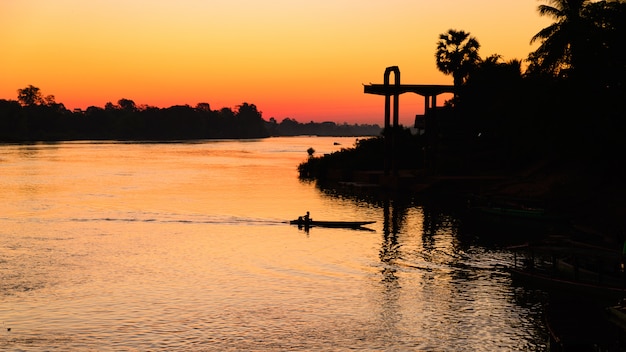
[0,97,266,141]
[298,128,419,180]
[265,117,381,137]
[0,89,381,142]
[300,0,626,183]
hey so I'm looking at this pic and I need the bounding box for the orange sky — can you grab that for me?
[1,1,550,125]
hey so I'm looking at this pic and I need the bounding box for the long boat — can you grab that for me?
[508,265,626,299]
[507,239,626,299]
[289,219,376,229]
[473,205,548,219]
[468,194,566,221]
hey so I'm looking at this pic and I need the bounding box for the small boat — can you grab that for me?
[289,219,375,229]
[468,195,565,221]
[473,204,548,219]
[508,265,626,299]
[508,239,626,299]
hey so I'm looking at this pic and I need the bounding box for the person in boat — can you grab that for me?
[303,211,311,225]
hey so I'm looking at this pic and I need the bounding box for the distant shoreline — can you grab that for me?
[0,134,379,145]
[0,99,381,142]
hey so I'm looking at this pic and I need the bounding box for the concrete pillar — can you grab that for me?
[383,66,400,176]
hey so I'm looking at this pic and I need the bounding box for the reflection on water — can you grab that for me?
[0,138,552,350]
[320,187,551,350]
[380,198,401,284]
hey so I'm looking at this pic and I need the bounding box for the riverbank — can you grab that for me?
[305,150,626,247]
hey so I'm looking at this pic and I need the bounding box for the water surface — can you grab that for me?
[0,137,548,350]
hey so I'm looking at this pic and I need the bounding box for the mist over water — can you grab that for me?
[0,137,548,351]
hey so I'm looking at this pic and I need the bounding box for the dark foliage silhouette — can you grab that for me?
[435,29,481,88]
[301,0,626,199]
[528,0,626,88]
[0,88,380,141]
[17,85,45,106]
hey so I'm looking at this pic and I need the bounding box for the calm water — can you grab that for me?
[0,137,548,351]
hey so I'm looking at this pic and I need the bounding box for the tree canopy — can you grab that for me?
[528,0,626,87]
[384,1,626,175]
[435,29,481,88]
[0,88,381,142]
[17,85,45,106]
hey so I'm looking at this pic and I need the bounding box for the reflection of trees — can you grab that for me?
[317,186,552,347]
[315,184,410,283]
[420,200,464,268]
[376,196,409,341]
[380,198,407,283]
[421,203,439,253]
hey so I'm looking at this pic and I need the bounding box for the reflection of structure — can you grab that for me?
[381,198,403,275]
[364,66,455,177]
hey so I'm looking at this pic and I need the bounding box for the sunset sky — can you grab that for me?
[1,1,550,125]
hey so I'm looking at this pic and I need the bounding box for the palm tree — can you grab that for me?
[581,0,626,87]
[435,29,481,88]
[528,0,590,77]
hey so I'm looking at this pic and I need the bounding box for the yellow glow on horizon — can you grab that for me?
[1,0,551,125]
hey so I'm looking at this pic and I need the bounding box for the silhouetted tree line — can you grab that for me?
[301,0,626,181]
[0,89,381,142]
[0,93,269,141]
[265,117,381,137]
[298,128,418,180]
[444,0,626,174]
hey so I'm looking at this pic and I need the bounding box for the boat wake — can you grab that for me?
[68,213,287,226]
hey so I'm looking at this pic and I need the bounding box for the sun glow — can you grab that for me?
[1,0,550,125]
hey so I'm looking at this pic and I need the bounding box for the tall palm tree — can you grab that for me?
[581,0,626,87]
[528,0,590,77]
[435,29,481,88]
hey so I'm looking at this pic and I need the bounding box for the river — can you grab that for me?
[0,137,550,351]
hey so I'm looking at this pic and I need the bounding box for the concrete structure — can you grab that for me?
[364,66,455,177]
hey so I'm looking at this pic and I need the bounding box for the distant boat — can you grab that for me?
[509,264,626,299]
[468,195,565,221]
[473,204,548,219]
[607,304,626,331]
[508,240,626,299]
[289,219,375,229]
